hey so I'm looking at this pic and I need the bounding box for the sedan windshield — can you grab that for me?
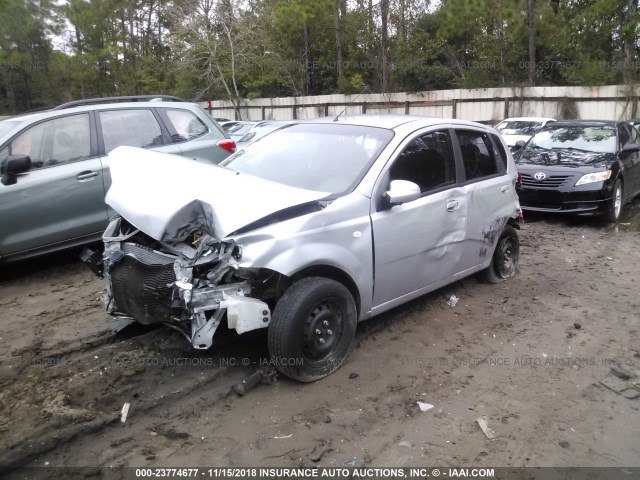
[496,121,543,135]
[221,123,394,194]
[527,125,616,153]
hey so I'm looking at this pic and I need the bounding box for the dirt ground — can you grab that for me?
[1,202,639,476]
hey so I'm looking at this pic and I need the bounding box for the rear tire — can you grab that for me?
[478,225,520,284]
[604,179,623,223]
[268,277,357,382]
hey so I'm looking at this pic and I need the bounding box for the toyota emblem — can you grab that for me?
[533,172,547,181]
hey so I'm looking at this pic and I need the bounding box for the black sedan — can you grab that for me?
[513,120,640,222]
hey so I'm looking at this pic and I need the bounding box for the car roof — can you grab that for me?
[4,100,203,124]
[544,120,621,127]
[311,114,492,130]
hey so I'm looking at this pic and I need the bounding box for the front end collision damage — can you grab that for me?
[102,216,273,350]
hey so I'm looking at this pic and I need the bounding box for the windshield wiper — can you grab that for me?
[551,147,593,153]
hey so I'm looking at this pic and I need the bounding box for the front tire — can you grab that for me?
[478,225,520,284]
[604,179,623,223]
[268,277,357,382]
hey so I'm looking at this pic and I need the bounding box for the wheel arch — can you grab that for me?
[288,265,362,317]
[616,173,625,195]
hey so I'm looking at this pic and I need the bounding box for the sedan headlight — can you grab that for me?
[575,170,611,186]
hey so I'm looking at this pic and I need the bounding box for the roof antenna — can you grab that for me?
[333,85,371,122]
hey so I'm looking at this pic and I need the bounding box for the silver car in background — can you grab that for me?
[495,117,556,152]
[93,115,522,382]
[235,120,298,146]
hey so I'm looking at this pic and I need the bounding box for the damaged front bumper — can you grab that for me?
[97,217,272,349]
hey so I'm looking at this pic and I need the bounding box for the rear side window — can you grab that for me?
[490,133,508,170]
[619,125,631,149]
[1,114,91,170]
[456,130,499,181]
[389,130,456,193]
[100,109,164,153]
[164,109,208,142]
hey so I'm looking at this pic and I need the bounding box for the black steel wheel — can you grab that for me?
[478,225,520,284]
[268,277,357,382]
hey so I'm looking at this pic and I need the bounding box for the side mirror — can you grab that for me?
[622,143,640,153]
[514,140,526,150]
[1,155,31,186]
[385,180,421,206]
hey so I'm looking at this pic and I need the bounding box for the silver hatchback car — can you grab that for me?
[92,115,522,382]
[0,96,235,262]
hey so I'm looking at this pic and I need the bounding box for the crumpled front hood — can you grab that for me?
[105,146,330,242]
[516,147,615,168]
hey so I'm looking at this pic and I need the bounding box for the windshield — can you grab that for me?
[527,125,616,154]
[0,120,23,138]
[221,123,394,194]
[496,121,544,135]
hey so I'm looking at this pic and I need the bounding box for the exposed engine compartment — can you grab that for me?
[101,216,278,349]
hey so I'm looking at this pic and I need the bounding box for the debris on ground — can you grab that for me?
[559,440,570,448]
[573,322,582,329]
[349,372,360,379]
[417,401,434,412]
[447,295,459,307]
[344,459,356,467]
[120,403,130,423]
[476,417,496,439]
[232,368,277,396]
[398,440,413,448]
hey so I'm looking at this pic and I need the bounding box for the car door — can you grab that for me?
[96,108,181,217]
[370,128,467,310]
[453,129,513,271]
[620,124,640,198]
[0,112,108,258]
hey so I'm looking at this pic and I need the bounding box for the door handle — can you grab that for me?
[501,185,510,193]
[76,171,99,181]
[446,200,459,211]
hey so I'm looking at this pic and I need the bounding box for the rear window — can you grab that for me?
[100,109,164,153]
[456,130,500,181]
[164,109,209,142]
[490,133,509,169]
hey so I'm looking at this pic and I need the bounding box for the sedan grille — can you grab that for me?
[110,244,177,325]
[521,174,571,189]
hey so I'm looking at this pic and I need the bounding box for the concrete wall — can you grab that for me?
[201,84,640,123]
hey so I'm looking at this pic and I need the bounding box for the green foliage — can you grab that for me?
[0,0,639,114]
